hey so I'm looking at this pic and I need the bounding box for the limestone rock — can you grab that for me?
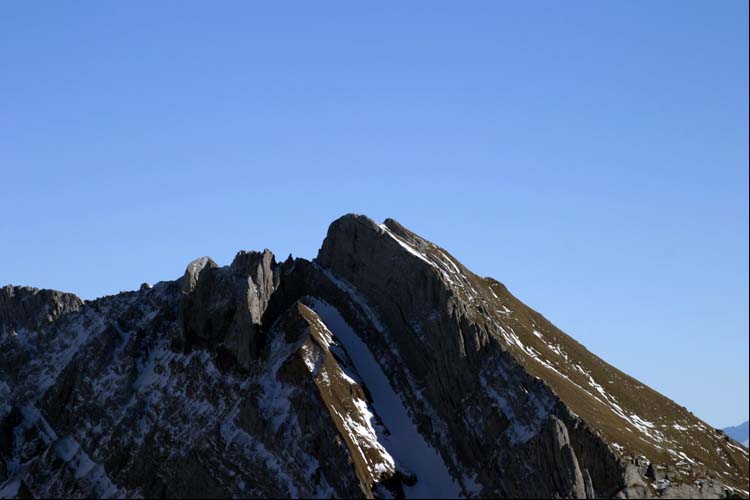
[0,214,747,499]
[0,285,82,335]
[178,250,280,370]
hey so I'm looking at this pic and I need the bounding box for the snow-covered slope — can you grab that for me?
[1,214,747,499]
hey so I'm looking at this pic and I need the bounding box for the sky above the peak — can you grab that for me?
[1,2,747,427]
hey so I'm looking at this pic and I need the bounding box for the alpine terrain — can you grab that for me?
[723,423,749,449]
[1,214,748,499]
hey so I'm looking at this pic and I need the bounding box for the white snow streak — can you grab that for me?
[310,299,461,499]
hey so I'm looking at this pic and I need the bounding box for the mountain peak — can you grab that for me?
[1,216,747,499]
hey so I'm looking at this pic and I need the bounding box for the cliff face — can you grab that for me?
[1,214,747,499]
[0,285,82,336]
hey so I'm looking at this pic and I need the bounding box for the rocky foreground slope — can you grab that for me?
[1,214,748,499]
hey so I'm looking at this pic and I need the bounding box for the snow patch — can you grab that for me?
[378,224,436,269]
[310,298,461,499]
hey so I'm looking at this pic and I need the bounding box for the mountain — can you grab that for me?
[1,214,748,499]
[723,422,749,448]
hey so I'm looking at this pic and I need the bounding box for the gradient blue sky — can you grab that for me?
[1,2,747,427]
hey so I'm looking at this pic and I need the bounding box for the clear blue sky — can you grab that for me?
[1,2,747,428]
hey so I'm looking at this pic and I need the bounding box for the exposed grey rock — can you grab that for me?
[646,462,668,481]
[178,250,280,370]
[0,285,82,336]
[615,464,651,498]
[0,214,747,499]
[181,256,217,294]
[584,468,596,499]
[314,215,624,498]
[536,416,587,498]
[660,481,736,499]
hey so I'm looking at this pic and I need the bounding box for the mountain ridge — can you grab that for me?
[1,213,747,499]
[723,422,749,448]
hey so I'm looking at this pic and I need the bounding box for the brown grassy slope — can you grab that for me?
[384,218,749,492]
[482,276,748,489]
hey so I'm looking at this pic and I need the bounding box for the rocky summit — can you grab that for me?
[1,214,748,499]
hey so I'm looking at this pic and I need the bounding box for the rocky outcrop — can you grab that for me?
[0,214,747,499]
[532,416,588,499]
[314,215,614,497]
[314,214,749,498]
[0,285,82,336]
[178,250,281,370]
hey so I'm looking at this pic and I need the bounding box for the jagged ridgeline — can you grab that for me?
[1,214,748,499]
